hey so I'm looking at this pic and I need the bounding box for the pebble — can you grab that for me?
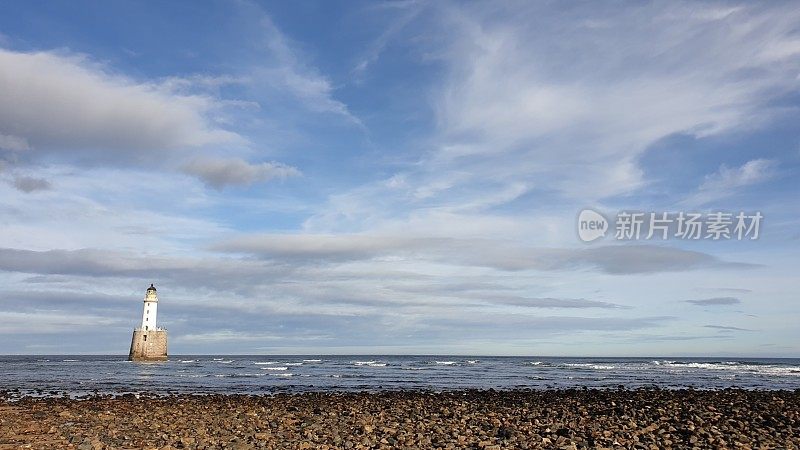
[1,388,799,448]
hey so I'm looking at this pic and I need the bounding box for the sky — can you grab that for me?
[0,0,798,356]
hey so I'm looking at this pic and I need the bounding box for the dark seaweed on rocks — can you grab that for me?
[1,388,799,449]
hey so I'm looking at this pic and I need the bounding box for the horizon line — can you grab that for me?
[1,354,798,359]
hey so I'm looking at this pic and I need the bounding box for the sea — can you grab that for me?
[1,356,799,399]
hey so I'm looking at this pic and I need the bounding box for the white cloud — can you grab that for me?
[422,2,800,200]
[0,165,231,251]
[301,1,800,246]
[683,159,777,206]
[0,132,30,151]
[0,48,240,157]
[702,159,777,190]
[158,74,250,93]
[182,157,300,189]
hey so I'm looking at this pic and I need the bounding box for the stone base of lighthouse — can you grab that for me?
[128,329,168,361]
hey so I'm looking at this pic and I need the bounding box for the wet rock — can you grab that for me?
[496,426,513,439]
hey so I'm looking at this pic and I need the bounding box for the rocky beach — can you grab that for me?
[2,388,799,449]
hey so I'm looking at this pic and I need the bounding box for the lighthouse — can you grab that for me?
[141,283,158,331]
[128,284,168,361]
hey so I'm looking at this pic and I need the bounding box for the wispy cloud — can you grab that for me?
[350,1,423,82]
[420,1,800,202]
[175,330,327,343]
[301,1,800,258]
[682,159,778,206]
[686,297,741,306]
[0,310,125,334]
[475,296,628,310]
[704,324,754,332]
[254,13,361,125]
[696,287,753,294]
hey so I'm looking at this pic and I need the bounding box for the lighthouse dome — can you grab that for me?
[147,284,157,292]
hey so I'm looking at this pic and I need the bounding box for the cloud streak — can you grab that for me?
[686,297,742,306]
[213,234,748,274]
[182,157,300,189]
[704,324,754,332]
[253,13,361,125]
[0,243,746,282]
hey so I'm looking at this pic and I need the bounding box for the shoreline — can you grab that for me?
[2,385,800,401]
[2,388,799,448]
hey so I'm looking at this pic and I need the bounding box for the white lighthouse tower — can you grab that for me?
[128,283,168,361]
[141,283,158,331]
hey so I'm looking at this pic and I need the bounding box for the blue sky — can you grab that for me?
[0,0,798,356]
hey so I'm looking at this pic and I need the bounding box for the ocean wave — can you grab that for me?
[466,360,479,364]
[759,367,800,376]
[9,356,800,394]
[663,362,742,370]
[660,362,800,376]
[303,359,322,362]
[563,363,615,370]
[228,373,267,378]
[663,360,748,366]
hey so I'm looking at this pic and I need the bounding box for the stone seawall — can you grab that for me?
[128,329,168,361]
